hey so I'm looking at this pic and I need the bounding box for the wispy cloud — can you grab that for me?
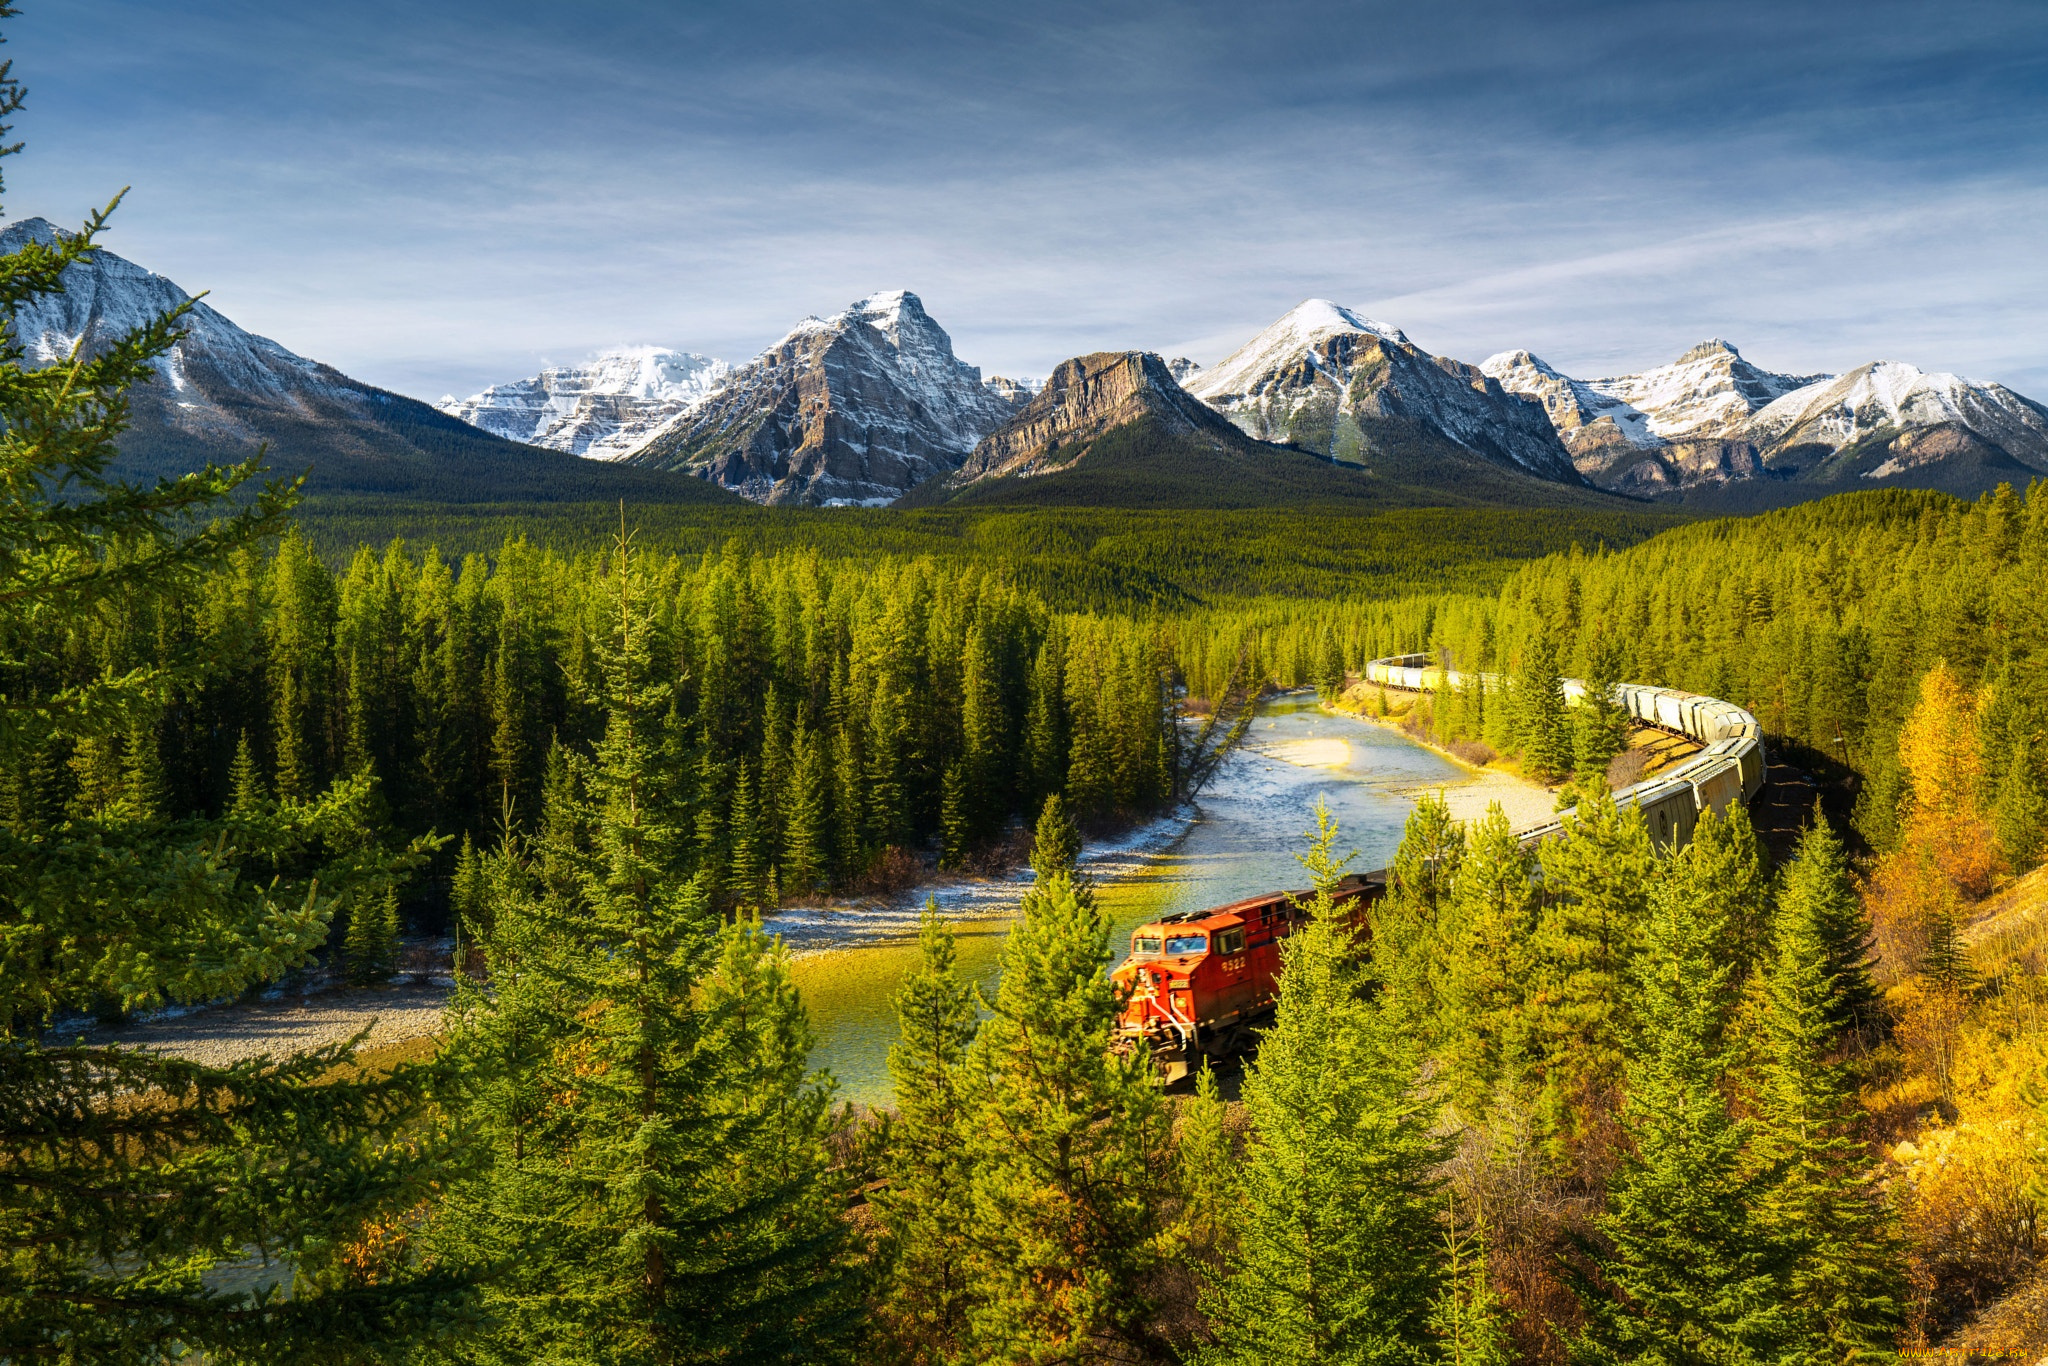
[9,0,2046,398]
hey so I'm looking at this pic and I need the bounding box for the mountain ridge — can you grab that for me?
[438,346,731,460]
[1,217,736,504]
[1483,339,2048,502]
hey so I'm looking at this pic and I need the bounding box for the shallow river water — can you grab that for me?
[781,693,1479,1107]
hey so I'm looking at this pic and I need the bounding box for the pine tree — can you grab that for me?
[1176,1061,1238,1275]
[939,756,971,869]
[1436,804,1540,1123]
[1529,786,1656,1164]
[1571,635,1630,780]
[784,708,828,894]
[344,884,402,985]
[1314,624,1346,700]
[1576,811,1779,1366]
[1373,792,1466,1043]
[875,901,982,1360]
[1748,846,1906,1364]
[434,534,857,1363]
[1515,631,1572,783]
[1775,811,1879,1043]
[1993,735,2047,872]
[1030,790,1082,883]
[0,45,463,1356]
[962,869,1176,1361]
[1430,1204,1512,1366]
[1201,799,1446,1365]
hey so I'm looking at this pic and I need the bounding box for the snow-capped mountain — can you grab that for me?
[0,217,729,503]
[625,290,1026,505]
[1484,340,2048,498]
[439,347,730,460]
[1747,361,2048,476]
[1186,300,1582,485]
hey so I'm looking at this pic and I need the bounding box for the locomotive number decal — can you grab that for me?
[1223,956,1247,974]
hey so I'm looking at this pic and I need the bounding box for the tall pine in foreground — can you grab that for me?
[1576,811,1778,1366]
[962,795,1177,1362]
[1748,817,1904,1365]
[0,27,465,1360]
[874,900,982,1361]
[1201,800,1445,1366]
[431,535,856,1364]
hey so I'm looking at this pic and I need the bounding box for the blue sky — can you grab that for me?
[9,1,2048,400]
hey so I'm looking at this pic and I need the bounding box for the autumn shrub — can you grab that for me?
[1448,738,1498,767]
[1895,1119,2042,1340]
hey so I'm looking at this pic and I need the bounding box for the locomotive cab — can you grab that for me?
[1111,873,1381,1083]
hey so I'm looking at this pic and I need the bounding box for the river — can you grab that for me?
[781,692,1485,1108]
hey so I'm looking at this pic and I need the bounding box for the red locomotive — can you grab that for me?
[1110,873,1383,1083]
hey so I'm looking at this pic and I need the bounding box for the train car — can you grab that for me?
[1110,873,1383,1083]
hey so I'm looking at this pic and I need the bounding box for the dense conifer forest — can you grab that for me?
[10,36,2048,1364]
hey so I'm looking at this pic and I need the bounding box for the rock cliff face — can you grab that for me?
[1186,300,1583,485]
[439,347,730,460]
[0,217,729,502]
[1483,341,2048,498]
[943,350,1244,490]
[624,290,1024,505]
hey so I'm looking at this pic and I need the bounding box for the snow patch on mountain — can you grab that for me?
[438,346,730,460]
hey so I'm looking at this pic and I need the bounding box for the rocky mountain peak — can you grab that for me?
[941,350,1246,492]
[624,289,1023,505]
[1675,338,1744,364]
[1188,301,1580,483]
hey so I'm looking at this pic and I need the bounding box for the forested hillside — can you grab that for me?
[11,32,2048,1360]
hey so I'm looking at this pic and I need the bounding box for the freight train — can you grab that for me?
[1110,657,1769,1081]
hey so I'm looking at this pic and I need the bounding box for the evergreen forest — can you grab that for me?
[9,35,2048,1366]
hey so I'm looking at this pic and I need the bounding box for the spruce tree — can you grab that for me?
[1774,811,1879,1043]
[0,40,463,1356]
[1576,811,1779,1366]
[1201,800,1446,1365]
[1748,847,1905,1364]
[1571,636,1630,780]
[1515,631,1572,783]
[940,756,971,869]
[1373,792,1466,1043]
[875,901,982,1360]
[1430,1206,1512,1366]
[434,536,857,1363]
[728,755,766,908]
[229,726,267,817]
[1436,804,1540,1123]
[1993,735,2047,872]
[784,709,829,893]
[962,867,1175,1360]
[1030,790,1083,883]
[344,883,403,986]
[1529,786,1656,1164]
